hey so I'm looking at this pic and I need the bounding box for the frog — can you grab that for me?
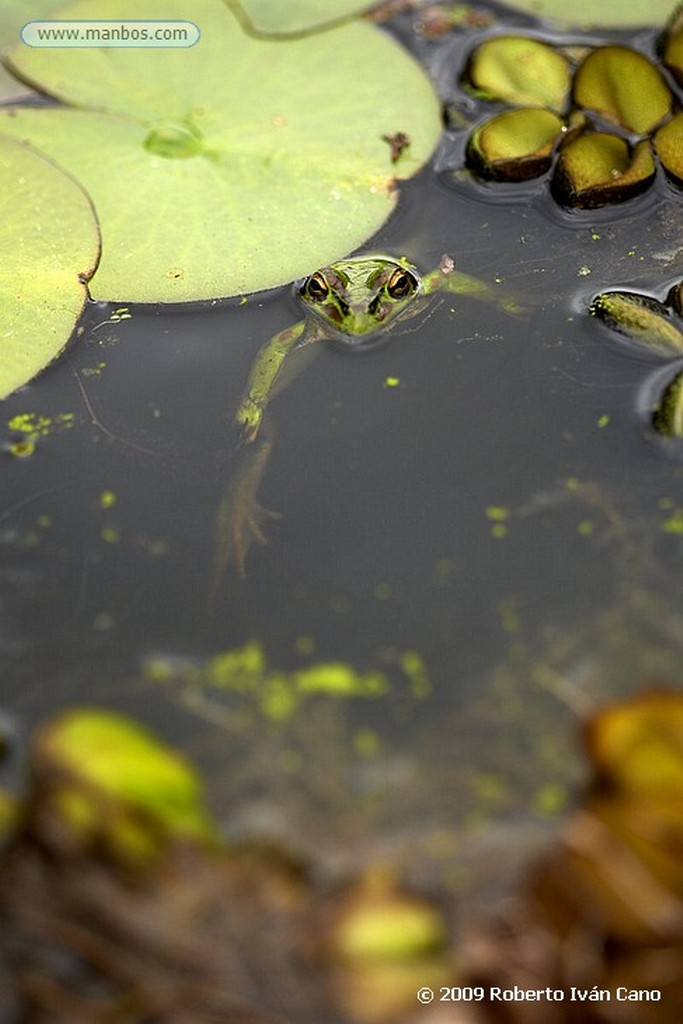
[211,253,521,595]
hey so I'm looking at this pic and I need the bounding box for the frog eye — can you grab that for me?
[305,272,329,302]
[387,268,418,299]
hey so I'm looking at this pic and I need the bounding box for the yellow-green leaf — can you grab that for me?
[0,136,99,399]
[590,290,683,354]
[468,108,564,181]
[652,370,683,438]
[553,132,656,208]
[654,111,683,183]
[573,46,672,135]
[465,35,571,112]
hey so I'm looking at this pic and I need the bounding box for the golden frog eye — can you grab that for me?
[387,267,418,299]
[305,271,329,302]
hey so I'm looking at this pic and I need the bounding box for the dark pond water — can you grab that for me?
[2,5,682,859]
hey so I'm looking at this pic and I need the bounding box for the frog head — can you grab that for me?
[298,255,422,338]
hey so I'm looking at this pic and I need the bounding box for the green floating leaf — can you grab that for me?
[553,132,656,208]
[1,0,441,303]
[228,0,375,35]
[573,46,672,135]
[0,0,67,102]
[652,370,683,438]
[465,35,571,112]
[467,108,564,181]
[34,708,216,861]
[0,135,99,400]
[654,112,683,184]
[664,4,683,86]
[590,290,683,355]
[498,0,675,27]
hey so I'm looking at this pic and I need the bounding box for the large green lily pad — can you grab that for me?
[1,0,441,304]
[0,135,99,400]
[666,6,683,85]
[0,0,67,101]
[228,0,376,35]
[501,0,675,28]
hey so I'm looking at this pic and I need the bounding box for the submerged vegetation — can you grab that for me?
[0,690,681,1021]
[144,640,431,723]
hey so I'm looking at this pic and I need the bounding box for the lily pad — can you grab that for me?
[553,132,656,208]
[467,108,564,181]
[0,135,99,400]
[573,46,673,135]
[1,0,441,303]
[500,0,675,28]
[654,112,683,184]
[228,0,376,35]
[0,0,67,102]
[465,36,571,112]
[664,5,683,85]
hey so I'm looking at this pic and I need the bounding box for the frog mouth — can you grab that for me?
[329,320,393,350]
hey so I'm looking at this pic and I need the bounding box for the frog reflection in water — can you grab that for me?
[212,253,520,590]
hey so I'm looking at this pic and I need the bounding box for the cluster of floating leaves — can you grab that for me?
[1,689,682,1022]
[591,278,683,440]
[462,7,683,208]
